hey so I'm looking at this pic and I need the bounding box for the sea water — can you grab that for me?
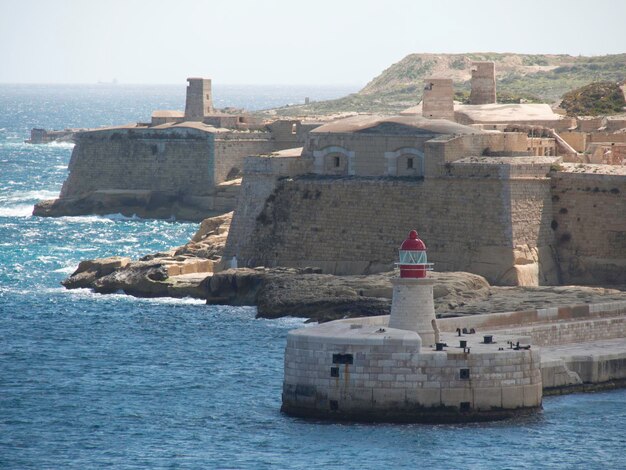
[1,84,625,469]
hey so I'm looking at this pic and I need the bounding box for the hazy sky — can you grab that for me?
[1,0,624,86]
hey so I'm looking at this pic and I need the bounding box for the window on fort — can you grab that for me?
[291,123,297,134]
[206,94,210,99]
[334,156,340,168]
[407,157,414,169]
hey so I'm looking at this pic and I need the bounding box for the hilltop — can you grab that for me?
[267,52,626,116]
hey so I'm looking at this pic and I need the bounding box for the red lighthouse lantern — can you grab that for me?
[398,230,433,278]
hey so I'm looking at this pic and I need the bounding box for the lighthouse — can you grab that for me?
[388,230,437,346]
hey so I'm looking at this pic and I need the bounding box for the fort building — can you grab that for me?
[34,64,626,288]
[222,104,626,287]
[33,78,319,221]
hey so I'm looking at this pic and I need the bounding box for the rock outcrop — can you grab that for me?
[206,268,491,322]
[62,212,232,297]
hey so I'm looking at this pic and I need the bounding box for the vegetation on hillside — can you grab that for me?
[559,81,626,116]
[267,52,626,116]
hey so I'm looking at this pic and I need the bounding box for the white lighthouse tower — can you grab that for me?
[388,230,438,346]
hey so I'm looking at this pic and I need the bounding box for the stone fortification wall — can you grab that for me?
[213,135,273,183]
[61,127,215,198]
[306,131,529,179]
[227,157,557,285]
[267,120,320,151]
[222,155,312,266]
[551,169,626,284]
[307,133,434,177]
[588,132,626,144]
[424,133,529,176]
[60,127,272,199]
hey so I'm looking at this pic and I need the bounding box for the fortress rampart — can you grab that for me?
[34,124,275,221]
[224,152,625,286]
[61,126,272,198]
[224,156,559,285]
[551,170,626,284]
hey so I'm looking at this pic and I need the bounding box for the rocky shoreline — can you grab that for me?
[61,212,626,322]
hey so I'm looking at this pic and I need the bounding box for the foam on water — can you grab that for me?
[0,189,58,203]
[0,204,33,217]
[47,141,75,149]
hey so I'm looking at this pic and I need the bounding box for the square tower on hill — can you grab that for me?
[422,78,454,120]
[469,61,496,105]
[184,78,213,121]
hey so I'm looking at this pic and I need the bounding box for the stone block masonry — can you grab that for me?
[469,61,496,105]
[282,319,542,422]
[184,78,213,121]
[422,79,454,120]
[35,124,274,221]
[61,127,216,198]
[226,168,557,286]
[551,169,626,284]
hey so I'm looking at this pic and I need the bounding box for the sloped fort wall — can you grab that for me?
[61,126,272,198]
[551,171,626,284]
[224,158,557,286]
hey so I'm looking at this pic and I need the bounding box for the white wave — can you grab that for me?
[60,287,206,305]
[100,236,139,244]
[56,215,115,224]
[260,315,310,328]
[53,265,78,274]
[54,165,68,170]
[0,204,33,217]
[103,212,140,220]
[137,296,206,305]
[37,255,59,263]
[1,189,58,203]
[54,213,148,224]
[47,141,75,149]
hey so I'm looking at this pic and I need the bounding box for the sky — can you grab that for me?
[0,0,625,86]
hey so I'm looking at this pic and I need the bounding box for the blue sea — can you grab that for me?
[1,84,625,469]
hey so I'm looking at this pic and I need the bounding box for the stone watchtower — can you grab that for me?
[422,78,455,120]
[469,61,496,105]
[184,78,213,121]
[388,230,437,346]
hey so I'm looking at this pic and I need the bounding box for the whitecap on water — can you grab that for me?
[261,316,310,328]
[102,213,143,221]
[52,265,78,274]
[61,287,207,306]
[1,189,58,203]
[0,204,33,217]
[47,142,75,149]
[55,215,116,224]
